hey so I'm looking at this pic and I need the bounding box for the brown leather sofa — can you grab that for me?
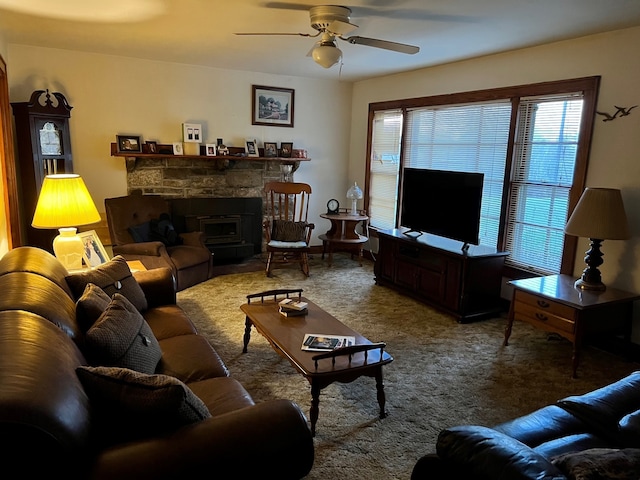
[0,246,314,479]
[412,371,640,479]
[105,193,213,291]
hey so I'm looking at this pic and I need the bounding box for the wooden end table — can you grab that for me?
[241,292,393,436]
[504,274,639,378]
[319,210,368,266]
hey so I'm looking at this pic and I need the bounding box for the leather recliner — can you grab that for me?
[105,193,213,291]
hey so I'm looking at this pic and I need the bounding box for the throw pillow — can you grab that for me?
[85,293,161,374]
[75,283,111,332]
[66,255,148,312]
[149,213,182,246]
[128,221,151,243]
[552,448,640,480]
[76,365,211,447]
[271,219,308,242]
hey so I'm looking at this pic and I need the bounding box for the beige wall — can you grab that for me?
[6,45,353,245]
[350,25,640,339]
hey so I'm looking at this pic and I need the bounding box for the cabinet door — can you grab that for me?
[374,235,395,281]
[394,257,419,291]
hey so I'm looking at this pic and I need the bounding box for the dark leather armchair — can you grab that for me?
[105,193,213,291]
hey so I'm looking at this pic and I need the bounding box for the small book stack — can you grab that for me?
[279,298,309,317]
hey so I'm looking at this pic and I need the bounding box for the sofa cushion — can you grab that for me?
[551,448,640,480]
[128,221,151,243]
[149,213,182,246]
[271,220,307,242]
[85,293,161,374]
[76,283,111,332]
[558,371,640,444]
[76,365,211,446]
[437,425,565,480]
[66,255,148,312]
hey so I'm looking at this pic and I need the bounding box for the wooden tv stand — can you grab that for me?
[374,229,508,322]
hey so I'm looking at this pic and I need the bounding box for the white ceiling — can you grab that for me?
[1,0,640,82]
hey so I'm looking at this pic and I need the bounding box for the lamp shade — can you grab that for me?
[32,174,101,228]
[564,187,630,240]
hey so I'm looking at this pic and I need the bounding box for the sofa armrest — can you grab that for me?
[89,399,314,480]
[113,241,167,257]
[436,425,566,480]
[133,267,177,307]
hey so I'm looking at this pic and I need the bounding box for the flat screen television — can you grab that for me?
[400,168,484,247]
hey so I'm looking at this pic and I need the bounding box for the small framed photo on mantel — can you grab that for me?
[205,144,217,156]
[245,138,259,157]
[116,135,142,153]
[280,142,293,158]
[264,141,278,157]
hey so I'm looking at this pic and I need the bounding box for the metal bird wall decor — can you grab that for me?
[595,105,637,122]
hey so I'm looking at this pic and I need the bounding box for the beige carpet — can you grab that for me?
[177,253,639,479]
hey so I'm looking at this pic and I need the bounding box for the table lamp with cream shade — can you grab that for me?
[564,187,630,291]
[31,174,101,271]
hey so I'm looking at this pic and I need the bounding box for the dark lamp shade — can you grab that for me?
[564,187,630,240]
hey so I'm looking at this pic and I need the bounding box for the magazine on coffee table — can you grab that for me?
[301,333,356,351]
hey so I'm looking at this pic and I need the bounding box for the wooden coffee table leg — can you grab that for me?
[375,367,387,419]
[242,317,252,353]
[310,382,321,437]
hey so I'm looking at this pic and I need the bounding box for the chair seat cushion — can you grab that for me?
[268,240,309,249]
[167,245,213,269]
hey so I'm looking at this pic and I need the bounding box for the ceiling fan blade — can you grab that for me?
[342,36,419,54]
[235,32,317,37]
[262,2,311,11]
[327,19,358,36]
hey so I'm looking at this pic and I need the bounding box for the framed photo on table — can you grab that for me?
[252,85,294,128]
[79,230,109,268]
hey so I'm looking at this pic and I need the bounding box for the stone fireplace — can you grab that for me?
[124,155,299,260]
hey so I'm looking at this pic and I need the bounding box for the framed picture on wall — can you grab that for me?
[79,230,109,268]
[252,85,294,128]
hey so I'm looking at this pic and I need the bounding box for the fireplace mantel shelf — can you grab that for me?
[111,143,310,172]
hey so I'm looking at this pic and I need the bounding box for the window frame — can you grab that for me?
[364,76,600,279]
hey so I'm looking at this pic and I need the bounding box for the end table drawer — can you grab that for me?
[513,300,576,334]
[514,290,576,319]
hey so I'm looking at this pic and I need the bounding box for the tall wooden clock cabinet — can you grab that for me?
[11,89,74,250]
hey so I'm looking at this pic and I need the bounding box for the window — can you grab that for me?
[365,77,599,276]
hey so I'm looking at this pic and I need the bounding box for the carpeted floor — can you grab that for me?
[177,253,639,479]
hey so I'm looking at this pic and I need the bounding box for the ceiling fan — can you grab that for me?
[235,5,420,68]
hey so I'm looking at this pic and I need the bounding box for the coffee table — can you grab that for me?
[241,291,393,436]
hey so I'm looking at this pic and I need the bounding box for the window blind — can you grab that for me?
[369,109,403,230]
[505,94,583,274]
[404,101,512,247]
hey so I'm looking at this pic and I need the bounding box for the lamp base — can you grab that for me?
[574,277,606,291]
[574,237,606,291]
[52,227,85,271]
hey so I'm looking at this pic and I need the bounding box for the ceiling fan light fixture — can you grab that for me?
[312,44,342,68]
